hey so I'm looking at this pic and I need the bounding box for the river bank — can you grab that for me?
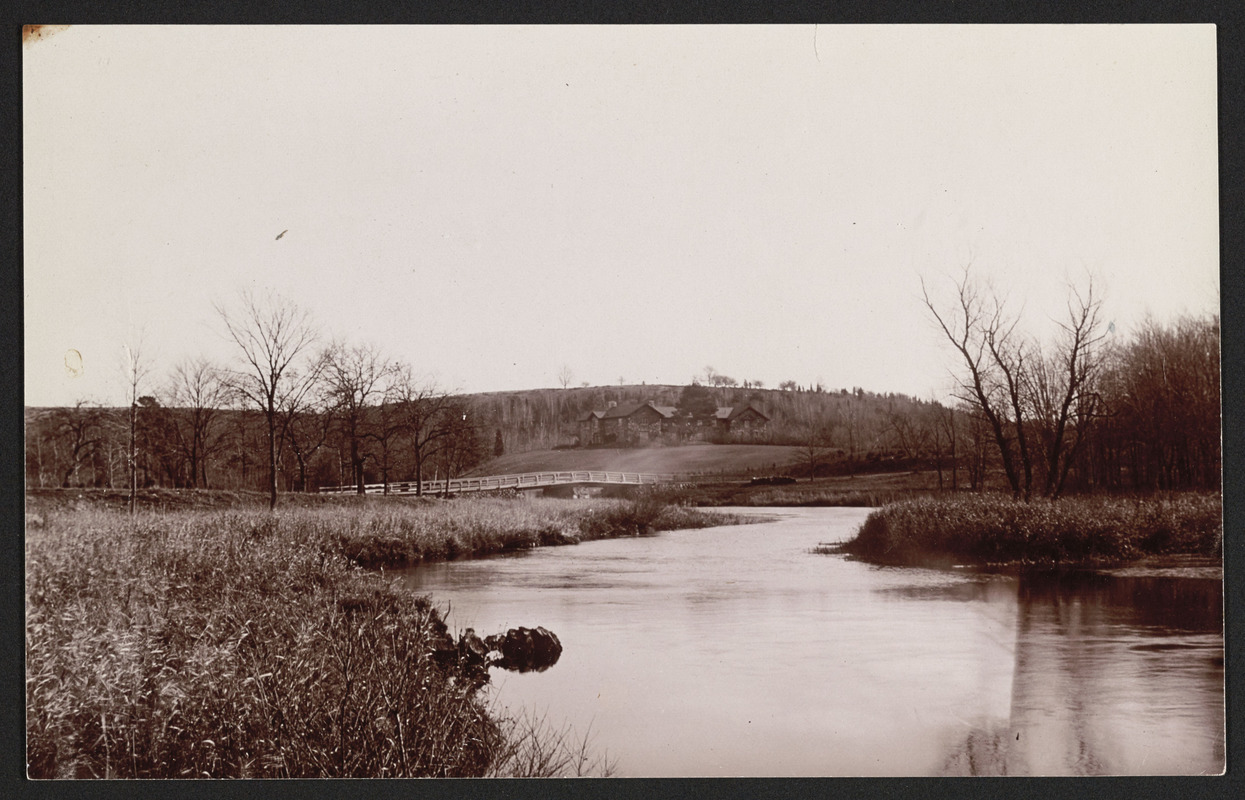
[400,505,1224,775]
[836,492,1222,569]
[24,495,746,777]
[656,469,942,507]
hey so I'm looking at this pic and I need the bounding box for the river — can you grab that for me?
[395,506,1224,777]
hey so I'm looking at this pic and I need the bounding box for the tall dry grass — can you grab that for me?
[840,493,1222,567]
[731,486,926,507]
[26,496,740,777]
[27,508,499,777]
[328,495,744,568]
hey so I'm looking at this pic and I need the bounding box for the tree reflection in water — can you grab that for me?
[940,570,1224,776]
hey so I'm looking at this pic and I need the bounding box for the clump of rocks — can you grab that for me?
[433,624,563,689]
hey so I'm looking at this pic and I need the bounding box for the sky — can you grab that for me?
[23,25,1219,408]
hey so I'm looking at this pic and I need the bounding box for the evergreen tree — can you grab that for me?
[676,382,717,420]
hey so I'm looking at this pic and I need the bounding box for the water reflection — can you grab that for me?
[939,571,1224,776]
[398,508,1223,776]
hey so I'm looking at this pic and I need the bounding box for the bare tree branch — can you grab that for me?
[215,289,321,509]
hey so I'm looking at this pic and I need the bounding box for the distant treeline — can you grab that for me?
[24,305,1219,498]
[25,396,485,496]
[24,382,911,494]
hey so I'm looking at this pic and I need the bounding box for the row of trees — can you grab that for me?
[922,269,1219,498]
[26,291,490,508]
[27,359,964,499]
[26,279,1219,503]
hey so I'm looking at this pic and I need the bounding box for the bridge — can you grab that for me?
[318,470,678,496]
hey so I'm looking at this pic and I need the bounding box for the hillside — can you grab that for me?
[26,382,934,493]
[470,382,931,456]
[470,444,803,478]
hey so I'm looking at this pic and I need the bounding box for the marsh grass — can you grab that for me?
[657,471,940,508]
[740,487,925,507]
[839,493,1222,567]
[486,710,616,778]
[26,496,738,777]
[330,495,745,568]
[26,508,503,777]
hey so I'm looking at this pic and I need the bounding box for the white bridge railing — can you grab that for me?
[318,470,677,495]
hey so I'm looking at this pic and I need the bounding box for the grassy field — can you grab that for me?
[475,443,804,478]
[25,495,744,777]
[666,470,943,507]
[25,487,341,514]
[837,493,1223,568]
[468,443,946,508]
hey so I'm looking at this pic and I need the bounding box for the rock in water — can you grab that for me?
[485,626,563,672]
[457,627,490,667]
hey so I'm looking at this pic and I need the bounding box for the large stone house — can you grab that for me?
[577,401,677,446]
[577,401,769,446]
[714,405,771,442]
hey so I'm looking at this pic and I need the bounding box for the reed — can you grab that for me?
[26,496,741,777]
[839,492,1222,567]
[486,711,616,778]
[734,486,927,507]
[330,495,746,568]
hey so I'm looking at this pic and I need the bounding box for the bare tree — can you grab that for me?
[274,352,330,491]
[886,405,931,462]
[367,386,407,495]
[434,397,482,495]
[215,290,322,510]
[1024,281,1106,497]
[834,398,860,475]
[557,364,575,390]
[933,402,960,491]
[135,395,184,488]
[790,412,835,482]
[960,406,992,491]
[121,336,154,513]
[923,269,1107,500]
[1097,312,1219,491]
[165,356,231,488]
[922,270,1026,498]
[392,363,455,496]
[279,387,334,493]
[48,400,105,487]
[983,308,1035,499]
[323,341,393,494]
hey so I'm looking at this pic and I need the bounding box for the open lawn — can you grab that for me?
[671,470,944,507]
[473,444,803,478]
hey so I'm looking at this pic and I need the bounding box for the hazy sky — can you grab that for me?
[24,25,1219,408]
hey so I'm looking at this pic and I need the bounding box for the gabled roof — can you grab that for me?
[576,410,605,423]
[600,401,676,420]
[717,404,770,421]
